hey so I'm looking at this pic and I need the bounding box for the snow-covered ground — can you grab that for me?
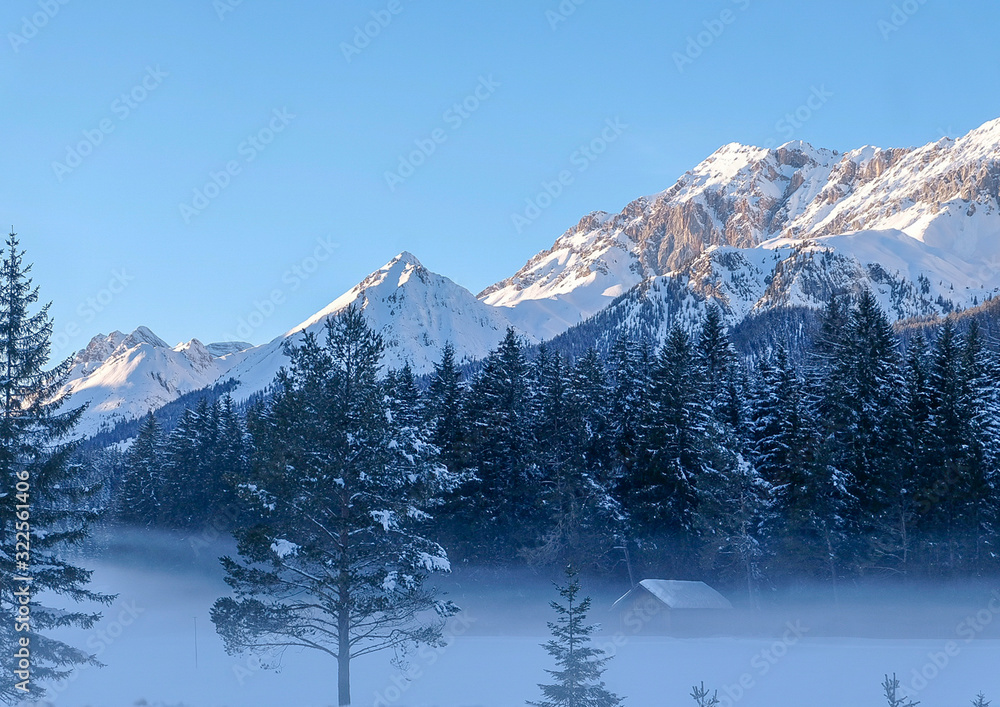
[26,531,1000,707]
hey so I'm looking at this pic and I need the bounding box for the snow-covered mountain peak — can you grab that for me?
[73,331,128,367]
[172,338,216,370]
[288,252,433,335]
[121,326,169,350]
[71,326,169,372]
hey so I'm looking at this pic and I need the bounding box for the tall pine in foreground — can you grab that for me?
[211,307,460,707]
[0,230,114,703]
[528,567,623,707]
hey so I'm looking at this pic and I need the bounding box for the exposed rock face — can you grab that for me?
[482,119,1000,337]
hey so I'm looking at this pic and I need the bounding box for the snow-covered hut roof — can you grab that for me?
[612,580,732,610]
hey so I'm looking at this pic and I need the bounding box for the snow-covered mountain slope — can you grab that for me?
[219,252,529,402]
[62,253,528,437]
[59,329,242,438]
[556,230,998,355]
[482,118,1000,340]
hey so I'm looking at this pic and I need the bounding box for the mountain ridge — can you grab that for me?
[59,117,1000,439]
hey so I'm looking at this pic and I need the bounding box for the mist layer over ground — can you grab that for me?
[22,529,1000,707]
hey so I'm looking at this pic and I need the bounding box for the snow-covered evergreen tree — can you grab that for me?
[528,567,623,707]
[527,349,622,569]
[0,231,114,703]
[464,328,538,560]
[629,325,705,572]
[424,342,470,477]
[211,306,459,707]
[118,412,163,525]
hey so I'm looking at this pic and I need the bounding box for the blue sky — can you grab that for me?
[3,0,999,357]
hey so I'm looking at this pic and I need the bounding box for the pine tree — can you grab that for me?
[629,325,706,573]
[690,308,771,592]
[211,307,460,707]
[904,333,935,555]
[213,395,250,526]
[697,305,742,431]
[923,321,981,572]
[808,291,907,576]
[118,411,163,525]
[960,321,1000,571]
[608,335,650,481]
[423,343,476,559]
[528,349,622,569]
[425,342,469,476]
[528,567,623,707]
[464,329,538,560]
[882,673,919,707]
[159,405,206,526]
[0,230,114,703]
[690,682,720,707]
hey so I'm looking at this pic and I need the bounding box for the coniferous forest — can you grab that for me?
[105,290,1000,594]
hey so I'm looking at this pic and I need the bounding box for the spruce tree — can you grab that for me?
[423,343,475,558]
[0,230,114,703]
[425,342,469,476]
[690,683,720,707]
[528,567,623,707]
[528,350,621,569]
[118,411,163,525]
[608,336,650,502]
[464,329,537,560]
[809,291,906,575]
[211,307,459,707]
[960,321,1000,571]
[697,305,743,432]
[923,321,980,572]
[881,673,919,707]
[629,325,705,573]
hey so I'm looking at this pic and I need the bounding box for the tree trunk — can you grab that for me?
[338,600,351,705]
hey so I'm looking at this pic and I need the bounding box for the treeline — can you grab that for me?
[111,291,1000,590]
